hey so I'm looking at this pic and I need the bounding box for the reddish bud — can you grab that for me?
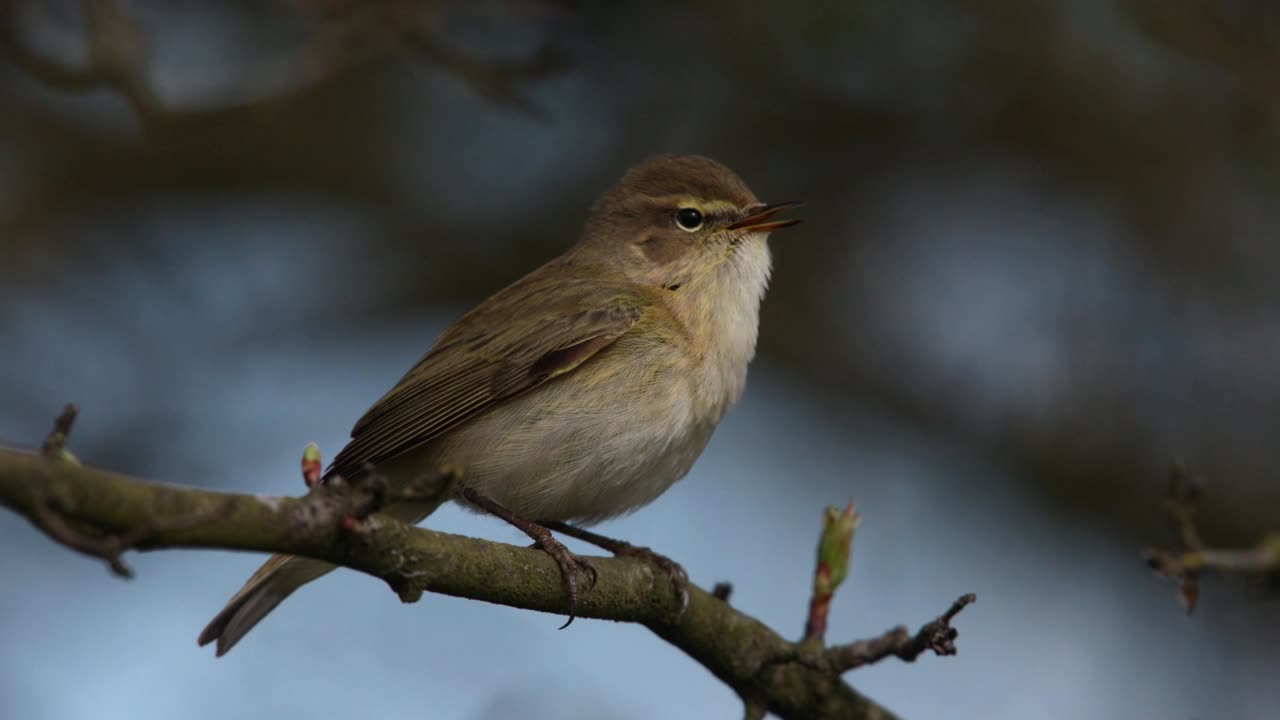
[301,442,323,488]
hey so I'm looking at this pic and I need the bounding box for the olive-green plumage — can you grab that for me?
[198,155,799,655]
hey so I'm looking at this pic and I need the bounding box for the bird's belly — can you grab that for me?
[420,364,716,525]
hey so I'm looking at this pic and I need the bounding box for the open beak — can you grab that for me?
[727,200,803,233]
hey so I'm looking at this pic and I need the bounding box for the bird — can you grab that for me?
[198,154,800,656]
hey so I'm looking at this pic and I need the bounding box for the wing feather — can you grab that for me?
[326,273,650,481]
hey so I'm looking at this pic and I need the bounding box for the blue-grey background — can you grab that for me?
[2,1,1278,718]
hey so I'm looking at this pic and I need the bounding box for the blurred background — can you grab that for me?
[2,1,1278,718]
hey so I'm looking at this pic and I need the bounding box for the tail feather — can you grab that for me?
[199,490,450,656]
[198,554,335,656]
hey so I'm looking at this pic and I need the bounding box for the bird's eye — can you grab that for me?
[675,207,704,232]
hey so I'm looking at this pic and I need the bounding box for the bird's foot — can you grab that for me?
[533,533,598,629]
[542,522,689,612]
[461,488,596,628]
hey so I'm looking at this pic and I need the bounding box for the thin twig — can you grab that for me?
[1164,463,1204,551]
[829,593,976,672]
[1161,464,1203,612]
[40,403,78,460]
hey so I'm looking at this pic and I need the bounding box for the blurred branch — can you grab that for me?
[0,408,974,720]
[0,0,163,126]
[1143,464,1280,612]
[0,0,569,129]
[1123,0,1280,103]
[403,36,570,120]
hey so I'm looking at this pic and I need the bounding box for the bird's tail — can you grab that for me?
[199,483,450,656]
[198,553,335,656]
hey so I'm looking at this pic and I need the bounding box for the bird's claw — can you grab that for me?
[539,537,598,629]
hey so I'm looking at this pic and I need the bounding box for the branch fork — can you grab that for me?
[1143,463,1280,612]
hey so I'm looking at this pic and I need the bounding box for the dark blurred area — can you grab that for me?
[2,1,1278,718]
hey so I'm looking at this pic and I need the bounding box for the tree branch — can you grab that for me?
[828,594,977,672]
[1143,464,1280,612]
[0,0,569,130]
[0,410,972,719]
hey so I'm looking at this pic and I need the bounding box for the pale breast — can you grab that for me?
[422,332,714,524]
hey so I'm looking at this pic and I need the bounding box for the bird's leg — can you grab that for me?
[459,488,597,629]
[541,521,689,610]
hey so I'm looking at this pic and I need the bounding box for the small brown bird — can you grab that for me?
[198,154,799,655]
